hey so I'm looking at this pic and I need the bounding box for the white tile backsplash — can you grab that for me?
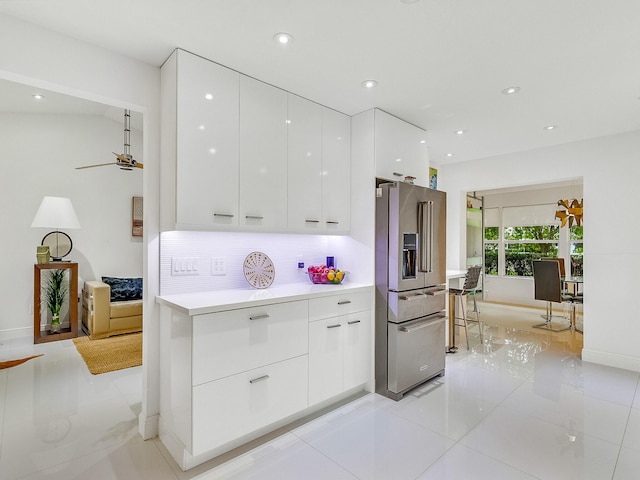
[160,231,352,295]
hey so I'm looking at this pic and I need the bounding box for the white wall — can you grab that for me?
[0,113,143,336]
[437,130,640,371]
[0,14,161,440]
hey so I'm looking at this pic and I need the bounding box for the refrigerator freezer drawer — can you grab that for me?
[387,313,445,395]
[387,286,446,323]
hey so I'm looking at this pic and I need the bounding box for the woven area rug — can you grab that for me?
[73,333,142,375]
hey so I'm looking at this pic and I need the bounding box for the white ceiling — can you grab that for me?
[1,0,639,166]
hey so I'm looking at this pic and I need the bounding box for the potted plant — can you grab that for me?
[46,269,67,333]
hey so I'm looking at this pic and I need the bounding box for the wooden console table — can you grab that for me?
[34,262,78,344]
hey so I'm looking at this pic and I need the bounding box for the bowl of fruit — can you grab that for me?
[307,265,346,284]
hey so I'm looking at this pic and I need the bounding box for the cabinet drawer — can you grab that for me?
[193,300,308,385]
[192,355,308,455]
[309,290,372,322]
[388,314,445,394]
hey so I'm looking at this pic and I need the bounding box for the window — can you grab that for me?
[570,225,583,276]
[482,204,577,277]
[484,228,498,275]
[483,208,499,275]
[504,225,559,276]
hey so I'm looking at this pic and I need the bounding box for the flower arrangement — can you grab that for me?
[45,269,67,331]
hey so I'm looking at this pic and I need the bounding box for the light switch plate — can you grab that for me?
[171,257,199,276]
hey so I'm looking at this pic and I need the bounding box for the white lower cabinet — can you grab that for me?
[192,355,308,455]
[158,286,373,470]
[308,309,373,406]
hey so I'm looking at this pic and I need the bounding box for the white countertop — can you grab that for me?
[446,269,468,279]
[156,282,373,316]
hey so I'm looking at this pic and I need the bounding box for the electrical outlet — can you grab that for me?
[211,257,227,276]
[171,257,200,276]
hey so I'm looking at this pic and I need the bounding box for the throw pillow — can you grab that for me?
[102,276,143,302]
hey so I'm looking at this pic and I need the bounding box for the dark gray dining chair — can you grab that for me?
[449,265,483,349]
[532,260,574,332]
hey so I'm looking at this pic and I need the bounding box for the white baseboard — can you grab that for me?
[139,412,159,440]
[582,348,640,372]
[0,327,32,343]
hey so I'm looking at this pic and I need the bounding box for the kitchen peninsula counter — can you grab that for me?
[156,281,372,316]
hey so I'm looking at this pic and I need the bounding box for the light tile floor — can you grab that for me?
[1,302,639,479]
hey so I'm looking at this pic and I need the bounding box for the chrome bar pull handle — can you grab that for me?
[348,320,361,325]
[428,200,434,273]
[337,300,352,305]
[245,215,264,220]
[327,324,342,329]
[305,219,320,223]
[425,289,447,296]
[393,172,404,177]
[418,201,433,273]
[400,293,427,301]
[214,213,234,218]
[249,314,270,321]
[326,220,339,225]
[249,375,270,384]
[418,202,427,272]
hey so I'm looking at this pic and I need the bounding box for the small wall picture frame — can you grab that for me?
[429,167,438,190]
[132,196,143,237]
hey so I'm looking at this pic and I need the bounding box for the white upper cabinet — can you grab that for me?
[287,94,323,231]
[175,50,240,226]
[321,107,351,232]
[239,76,288,229]
[374,109,429,187]
[161,49,351,233]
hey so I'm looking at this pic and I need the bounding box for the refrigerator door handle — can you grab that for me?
[399,314,446,333]
[418,201,434,273]
[399,293,427,301]
[425,288,447,296]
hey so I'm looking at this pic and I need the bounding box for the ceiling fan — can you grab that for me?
[76,109,143,170]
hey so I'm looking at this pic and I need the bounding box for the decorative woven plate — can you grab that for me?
[243,251,275,289]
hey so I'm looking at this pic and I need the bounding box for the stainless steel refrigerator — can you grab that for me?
[375,181,447,401]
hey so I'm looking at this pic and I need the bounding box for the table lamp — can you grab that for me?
[31,196,81,261]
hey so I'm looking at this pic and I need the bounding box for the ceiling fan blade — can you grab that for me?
[75,162,118,170]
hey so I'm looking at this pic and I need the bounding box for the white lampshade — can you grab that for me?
[31,196,81,229]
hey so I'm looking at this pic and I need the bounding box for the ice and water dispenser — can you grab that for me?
[402,233,417,279]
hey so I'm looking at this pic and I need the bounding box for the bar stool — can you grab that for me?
[449,265,483,350]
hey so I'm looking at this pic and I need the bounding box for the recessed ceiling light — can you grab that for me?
[361,79,378,89]
[273,32,293,45]
[32,94,44,100]
[455,129,465,135]
[502,86,520,95]
[204,93,213,100]
[419,140,426,144]
[543,125,557,131]
[446,153,454,158]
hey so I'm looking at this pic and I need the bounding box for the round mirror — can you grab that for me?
[41,231,72,261]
